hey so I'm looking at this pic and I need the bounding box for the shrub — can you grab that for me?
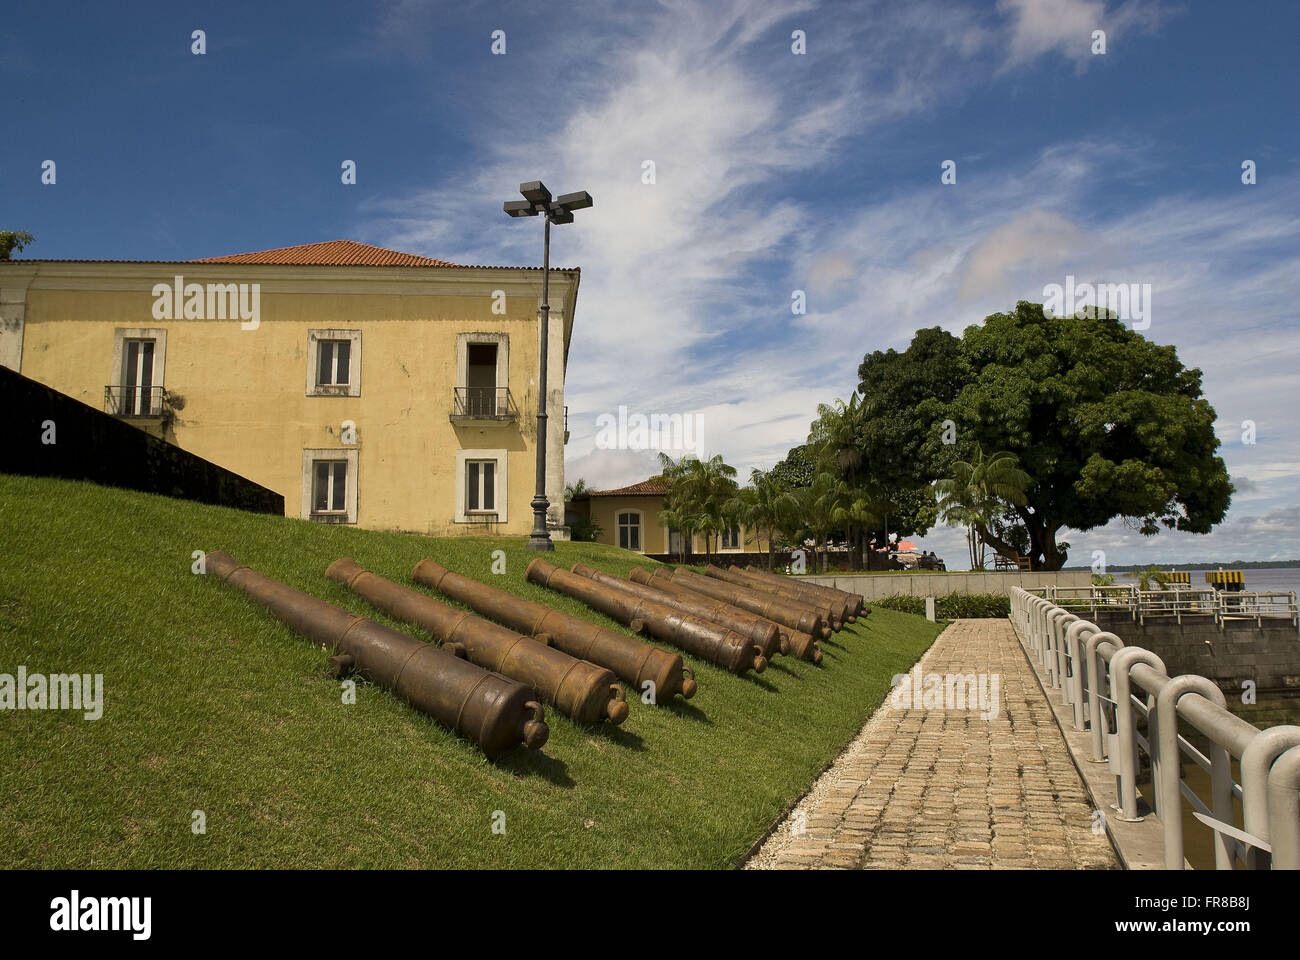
[872,592,1010,619]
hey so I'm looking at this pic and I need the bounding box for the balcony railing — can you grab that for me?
[105,385,170,419]
[450,387,517,422]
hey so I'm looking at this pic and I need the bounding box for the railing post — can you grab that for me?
[1241,726,1300,869]
[1063,620,1095,730]
[1109,647,1166,821]
[1085,632,1124,762]
[1269,745,1300,870]
[1155,678,1227,869]
[1050,609,1077,692]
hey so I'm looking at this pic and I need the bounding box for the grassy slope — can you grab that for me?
[0,474,942,869]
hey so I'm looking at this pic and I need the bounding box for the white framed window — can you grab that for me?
[301,448,358,523]
[720,526,743,551]
[618,511,643,553]
[465,459,497,513]
[454,449,507,523]
[306,330,361,397]
[111,327,167,416]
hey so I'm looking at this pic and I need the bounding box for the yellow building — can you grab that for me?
[0,240,579,538]
[569,478,769,557]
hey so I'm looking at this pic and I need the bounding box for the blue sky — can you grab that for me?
[3,0,1297,565]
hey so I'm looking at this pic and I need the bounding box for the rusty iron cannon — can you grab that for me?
[712,564,843,628]
[627,567,823,665]
[327,558,627,726]
[570,561,786,660]
[731,564,854,622]
[526,558,766,676]
[204,551,547,758]
[653,566,828,639]
[412,558,696,702]
[703,564,841,630]
[742,565,864,621]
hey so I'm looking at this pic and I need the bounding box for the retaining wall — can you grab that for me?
[803,569,1092,600]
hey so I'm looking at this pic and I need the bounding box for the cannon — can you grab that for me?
[326,559,627,726]
[652,566,827,639]
[570,562,786,660]
[703,564,841,630]
[731,564,854,622]
[412,559,696,702]
[742,565,864,620]
[627,567,823,664]
[204,551,547,758]
[526,559,766,676]
[715,564,844,628]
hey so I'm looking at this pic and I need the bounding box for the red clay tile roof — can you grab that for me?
[589,479,670,497]
[191,239,460,267]
[3,239,579,271]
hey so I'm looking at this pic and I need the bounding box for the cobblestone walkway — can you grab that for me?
[747,618,1119,869]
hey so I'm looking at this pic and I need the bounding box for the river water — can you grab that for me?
[1116,567,1300,594]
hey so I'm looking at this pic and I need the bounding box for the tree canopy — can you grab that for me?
[855,301,1232,569]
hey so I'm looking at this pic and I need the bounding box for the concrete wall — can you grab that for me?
[0,260,577,537]
[1092,611,1300,691]
[803,569,1092,600]
[2,365,283,514]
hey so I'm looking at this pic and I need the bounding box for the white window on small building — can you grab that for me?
[721,526,743,550]
[618,511,643,552]
[454,449,508,524]
[301,448,358,523]
[306,330,361,397]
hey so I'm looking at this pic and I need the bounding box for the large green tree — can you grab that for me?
[946,302,1231,569]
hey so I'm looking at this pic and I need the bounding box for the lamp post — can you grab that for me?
[504,180,593,551]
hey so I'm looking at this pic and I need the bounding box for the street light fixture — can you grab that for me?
[504,180,593,551]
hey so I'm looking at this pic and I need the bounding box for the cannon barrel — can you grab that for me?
[660,566,827,639]
[628,567,822,665]
[204,551,547,758]
[703,564,840,630]
[327,559,627,726]
[412,559,695,701]
[526,559,765,676]
[570,562,785,660]
[741,565,862,620]
[732,564,853,622]
[713,564,843,628]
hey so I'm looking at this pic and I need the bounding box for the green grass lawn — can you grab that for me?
[0,474,942,869]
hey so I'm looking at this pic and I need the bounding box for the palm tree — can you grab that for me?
[564,478,591,501]
[782,470,842,572]
[933,446,1031,570]
[1134,564,1170,591]
[658,452,738,560]
[831,485,884,570]
[808,395,868,566]
[726,468,788,569]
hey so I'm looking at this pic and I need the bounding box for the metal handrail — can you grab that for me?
[450,386,517,420]
[1010,586,1300,869]
[104,384,169,418]
[1044,584,1297,629]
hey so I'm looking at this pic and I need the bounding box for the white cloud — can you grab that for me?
[996,0,1168,67]
[353,1,1295,566]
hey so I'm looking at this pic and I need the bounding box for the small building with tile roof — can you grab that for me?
[567,477,769,557]
[0,240,579,537]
